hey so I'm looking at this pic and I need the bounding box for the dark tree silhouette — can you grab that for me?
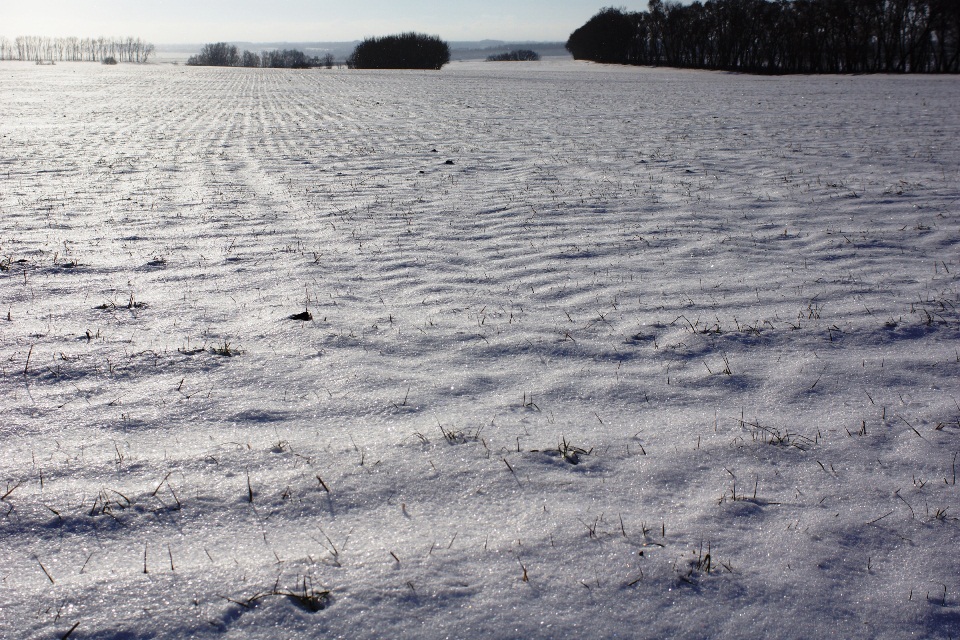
[347,33,450,69]
[566,1,960,73]
[565,7,640,65]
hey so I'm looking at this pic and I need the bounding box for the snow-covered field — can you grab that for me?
[1,59,958,639]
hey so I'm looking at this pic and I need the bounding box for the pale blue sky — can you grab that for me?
[1,1,652,43]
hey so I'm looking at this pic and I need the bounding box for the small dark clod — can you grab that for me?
[290,311,313,321]
[444,160,455,165]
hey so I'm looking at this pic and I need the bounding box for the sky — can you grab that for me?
[0,0,652,43]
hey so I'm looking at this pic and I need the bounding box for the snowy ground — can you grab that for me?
[1,59,958,639]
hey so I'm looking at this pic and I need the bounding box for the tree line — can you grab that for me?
[0,35,154,63]
[187,34,451,70]
[566,1,960,73]
[186,42,337,68]
[1,33,449,69]
[487,49,541,61]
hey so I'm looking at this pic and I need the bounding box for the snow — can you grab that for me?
[1,58,958,638]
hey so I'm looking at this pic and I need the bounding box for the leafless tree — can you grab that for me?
[0,34,154,62]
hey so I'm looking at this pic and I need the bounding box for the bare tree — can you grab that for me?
[187,42,240,66]
[240,50,262,67]
[0,35,154,63]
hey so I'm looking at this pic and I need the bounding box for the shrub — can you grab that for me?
[102,56,118,65]
[486,49,540,62]
[347,32,450,70]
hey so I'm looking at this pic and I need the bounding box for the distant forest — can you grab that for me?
[567,0,960,73]
[0,36,154,63]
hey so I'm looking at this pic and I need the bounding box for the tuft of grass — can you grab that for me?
[223,577,332,613]
[277,577,331,612]
[438,421,482,445]
[521,392,541,412]
[678,541,731,584]
[210,341,240,357]
[738,414,815,450]
[557,437,591,465]
[693,541,713,575]
[528,437,592,465]
[88,488,133,517]
[1,479,24,502]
